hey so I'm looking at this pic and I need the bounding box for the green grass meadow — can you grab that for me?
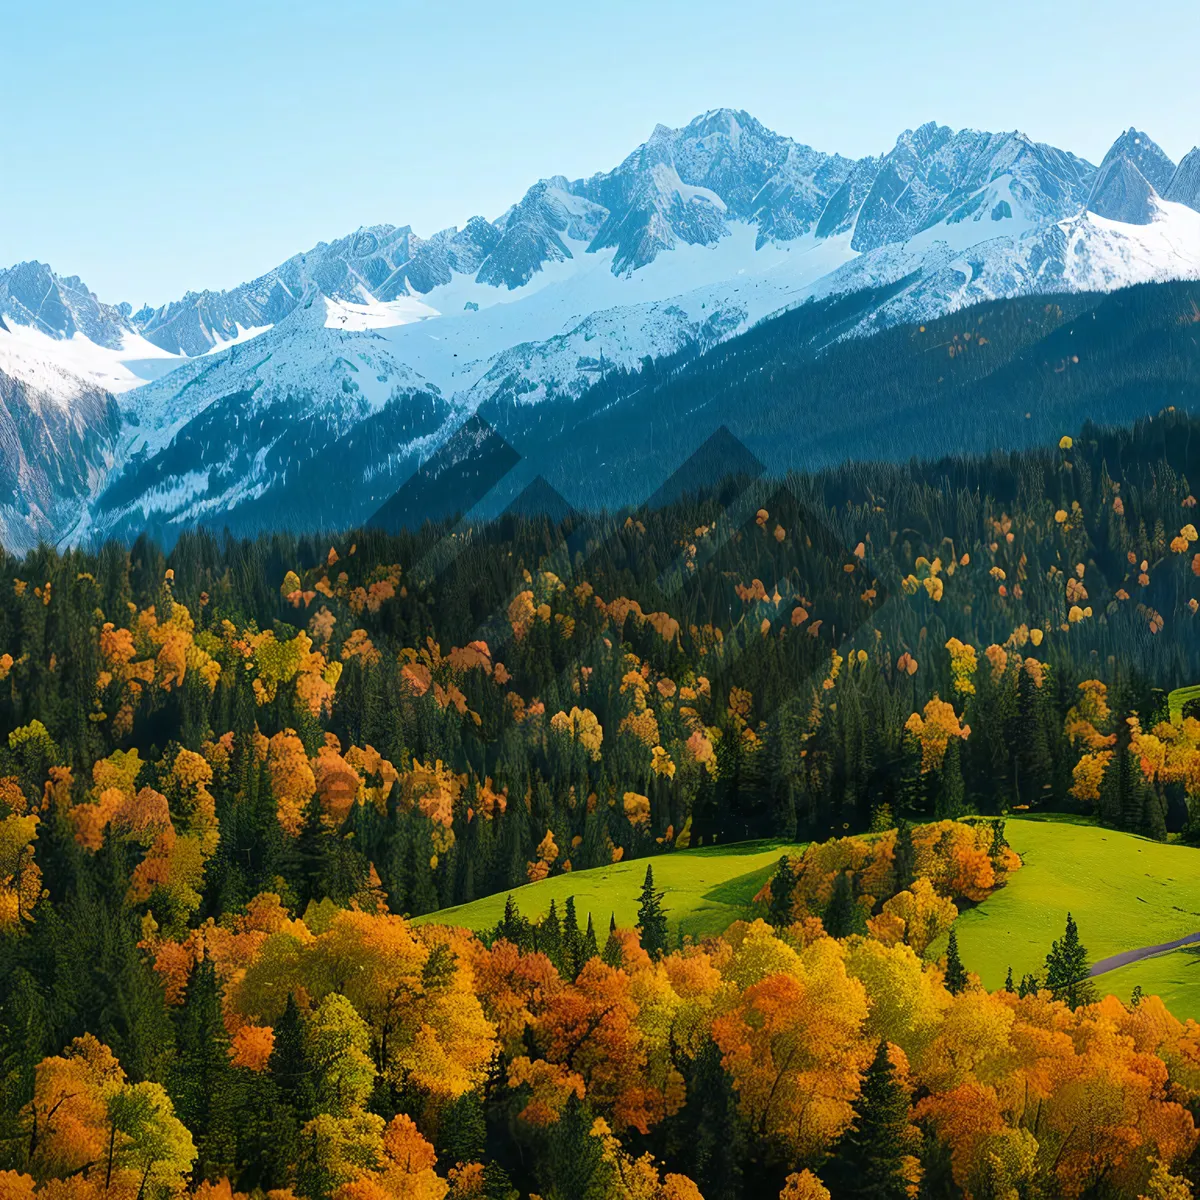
[420,815,1200,1020]
[417,839,805,939]
[954,818,1200,1016]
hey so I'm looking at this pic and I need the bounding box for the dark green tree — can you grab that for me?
[602,914,623,968]
[540,900,564,973]
[892,819,916,892]
[436,1089,487,1169]
[944,928,968,995]
[766,855,796,927]
[494,894,529,949]
[823,870,856,938]
[827,1040,914,1199]
[636,864,669,958]
[581,914,600,967]
[268,993,317,1121]
[562,896,583,977]
[1044,912,1096,1009]
[170,957,239,1180]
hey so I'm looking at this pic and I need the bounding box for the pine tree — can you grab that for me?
[827,1040,913,1199]
[892,819,916,892]
[602,914,623,968]
[766,855,796,927]
[170,957,238,1180]
[494,894,528,949]
[541,900,564,973]
[537,1094,608,1198]
[1018,973,1039,998]
[581,914,599,968]
[404,826,440,916]
[482,1162,520,1200]
[269,993,317,1121]
[935,738,966,819]
[232,1071,298,1192]
[944,928,968,995]
[1044,912,1096,1008]
[1004,966,1015,993]
[436,1089,487,1169]
[823,869,856,938]
[661,1039,745,1200]
[562,896,583,978]
[636,864,669,958]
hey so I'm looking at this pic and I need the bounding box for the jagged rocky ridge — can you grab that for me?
[5,109,1200,548]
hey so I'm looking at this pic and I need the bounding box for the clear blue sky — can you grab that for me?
[6,0,1200,306]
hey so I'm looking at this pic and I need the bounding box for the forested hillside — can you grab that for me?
[482,278,1200,516]
[5,413,1200,1196]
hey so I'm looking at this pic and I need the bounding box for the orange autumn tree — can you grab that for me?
[268,730,316,837]
[233,910,495,1105]
[532,958,656,1134]
[21,1034,195,1193]
[1065,679,1119,803]
[713,930,871,1157]
[905,697,970,773]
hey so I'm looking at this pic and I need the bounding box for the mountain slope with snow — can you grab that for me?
[7,109,1200,546]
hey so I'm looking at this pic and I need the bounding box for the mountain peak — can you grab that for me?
[1088,128,1176,224]
[1165,147,1200,214]
[1097,128,1175,188]
[0,260,127,348]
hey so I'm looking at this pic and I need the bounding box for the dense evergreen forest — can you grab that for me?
[5,411,1200,1198]
[481,278,1200,517]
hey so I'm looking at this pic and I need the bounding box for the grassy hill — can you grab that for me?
[953,818,1200,1017]
[423,817,1200,1020]
[416,839,805,939]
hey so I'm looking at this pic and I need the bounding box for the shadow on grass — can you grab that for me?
[682,839,798,858]
[1008,812,1099,826]
[703,861,784,908]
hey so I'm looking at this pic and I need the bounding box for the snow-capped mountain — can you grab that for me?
[1085,128,1176,224]
[7,108,1200,548]
[0,318,121,548]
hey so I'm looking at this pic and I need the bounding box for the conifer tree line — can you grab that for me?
[0,412,1197,930]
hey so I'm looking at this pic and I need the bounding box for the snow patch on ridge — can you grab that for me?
[0,320,181,401]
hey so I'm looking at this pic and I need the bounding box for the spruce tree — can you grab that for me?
[636,864,669,958]
[892,819,916,892]
[170,957,238,1180]
[602,914,623,968]
[495,894,528,948]
[944,928,968,995]
[827,1040,913,1199]
[541,900,564,973]
[562,896,583,977]
[581,913,599,968]
[661,1039,745,1200]
[537,1093,608,1198]
[481,1162,520,1200]
[1004,966,1015,993]
[823,869,856,938]
[935,738,966,820]
[766,855,796,927]
[436,1089,487,1169]
[269,993,317,1121]
[1044,912,1096,1008]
